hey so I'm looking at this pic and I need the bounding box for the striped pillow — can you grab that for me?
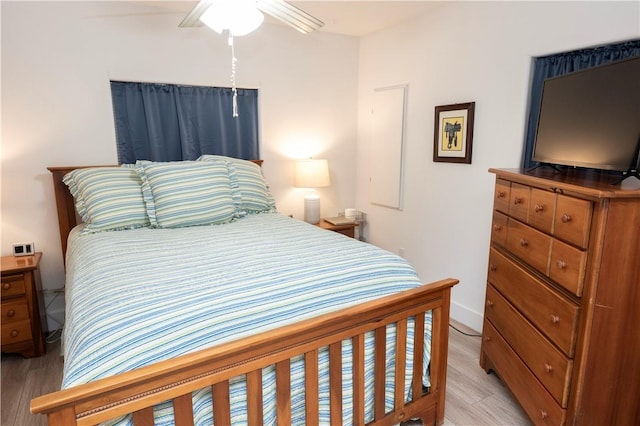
[63,167,150,234]
[136,161,240,228]
[197,155,276,215]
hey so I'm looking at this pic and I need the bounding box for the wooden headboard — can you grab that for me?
[48,160,264,261]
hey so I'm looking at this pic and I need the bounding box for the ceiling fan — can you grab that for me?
[179,0,324,34]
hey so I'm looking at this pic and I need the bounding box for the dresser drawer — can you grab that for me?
[491,212,509,247]
[482,320,565,425]
[506,220,551,275]
[1,319,33,344]
[485,285,572,407]
[510,183,530,222]
[554,195,592,249]
[1,274,26,299]
[1,299,30,323]
[549,239,587,297]
[529,188,556,234]
[494,179,511,214]
[487,248,579,356]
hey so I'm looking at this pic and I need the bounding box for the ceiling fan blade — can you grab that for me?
[178,0,212,28]
[257,0,324,34]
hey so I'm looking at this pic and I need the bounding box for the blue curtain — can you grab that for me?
[111,81,260,164]
[522,39,640,168]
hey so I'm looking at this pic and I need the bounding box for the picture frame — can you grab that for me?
[433,102,475,164]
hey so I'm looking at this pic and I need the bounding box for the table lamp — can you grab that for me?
[294,159,330,224]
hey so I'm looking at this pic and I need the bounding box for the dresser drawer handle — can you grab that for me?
[519,239,528,247]
[497,191,506,199]
[489,264,497,272]
[540,410,548,420]
[486,300,494,308]
[484,336,491,342]
[2,282,10,290]
[493,224,502,232]
[10,330,19,338]
[534,204,544,212]
[7,309,16,318]
[513,196,523,205]
[551,314,560,324]
[557,260,567,269]
[545,363,553,373]
[561,213,572,223]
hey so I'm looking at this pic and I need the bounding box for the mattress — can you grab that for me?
[62,213,428,424]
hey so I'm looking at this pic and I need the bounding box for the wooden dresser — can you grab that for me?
[1,253,46,357]
[480,168,640,425]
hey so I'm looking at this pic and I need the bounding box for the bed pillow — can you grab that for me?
[136,160,240,228]
[197,155,276,215]
[62,167,150,234]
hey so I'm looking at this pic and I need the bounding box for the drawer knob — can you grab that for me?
[514,196,523,205]
[534,204,544,213]
[489,264,497,272]
[557,260,567,269]
[7,309,16,318]
[561,213,572,223]
[497,191,506,199]
[545,363,553,373]
[484,336,491,342]
[493,224,502,232]
[2,283,10,290]
[540,410,548,420]
[551,314,560,324]
[519,239,528,247]
[486,300,494,308]
[10,330,18,338]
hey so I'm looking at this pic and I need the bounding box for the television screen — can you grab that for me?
[532,57,640,172]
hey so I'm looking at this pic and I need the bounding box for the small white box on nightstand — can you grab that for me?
[12,242,35,256]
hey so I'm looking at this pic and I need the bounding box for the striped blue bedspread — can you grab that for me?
[62,213,430,424]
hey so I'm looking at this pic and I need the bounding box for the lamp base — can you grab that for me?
[304,194,321,225]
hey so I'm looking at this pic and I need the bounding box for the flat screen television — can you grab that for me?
[532,56,640,173]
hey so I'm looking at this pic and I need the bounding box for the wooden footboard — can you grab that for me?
[31,278,457,426]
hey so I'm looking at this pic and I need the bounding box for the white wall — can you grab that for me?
[1,1,359,330]
[356,1,640,331]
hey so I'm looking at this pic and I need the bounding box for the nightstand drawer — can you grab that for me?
[1,274,26,299]
[485,285,572,407]
[482,319,565,425]
[1,299,30,323]
[1,319,33,344]
[488,248,578,357]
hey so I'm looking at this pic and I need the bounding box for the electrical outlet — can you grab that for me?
[12,242,35,256]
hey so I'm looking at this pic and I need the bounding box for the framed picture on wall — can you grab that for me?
[433,102,475,164]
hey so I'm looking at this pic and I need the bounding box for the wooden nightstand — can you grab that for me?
[1,253,46,357]
[317,219,358,238]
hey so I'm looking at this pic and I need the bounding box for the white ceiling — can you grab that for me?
[139,1,443,37]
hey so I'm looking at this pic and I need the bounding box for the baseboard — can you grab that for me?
[449,300,483,334]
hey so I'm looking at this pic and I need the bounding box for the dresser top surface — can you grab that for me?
[490,168,640,199]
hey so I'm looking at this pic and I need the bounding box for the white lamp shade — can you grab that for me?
[294,159,330,188]
[200,0,264,36]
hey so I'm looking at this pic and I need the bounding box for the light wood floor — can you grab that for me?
[2,322,530,425]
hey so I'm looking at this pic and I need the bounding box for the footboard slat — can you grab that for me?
[31,279,458,426]
[394,318,408,412]
[329,342,343,424]
[132,406,153,426]
[276,359,291,425]
[246,370,263,426]
[412,312,426,402]
[212,381,231,426]
[304,350,319,426]
[352,333,366,425]
[374,325,387,420]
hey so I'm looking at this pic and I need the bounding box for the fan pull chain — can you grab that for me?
[228,33,239,118]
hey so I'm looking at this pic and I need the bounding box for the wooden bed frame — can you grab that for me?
[31,165,458,426]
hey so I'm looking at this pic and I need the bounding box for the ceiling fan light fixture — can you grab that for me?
[199,0,264,36]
